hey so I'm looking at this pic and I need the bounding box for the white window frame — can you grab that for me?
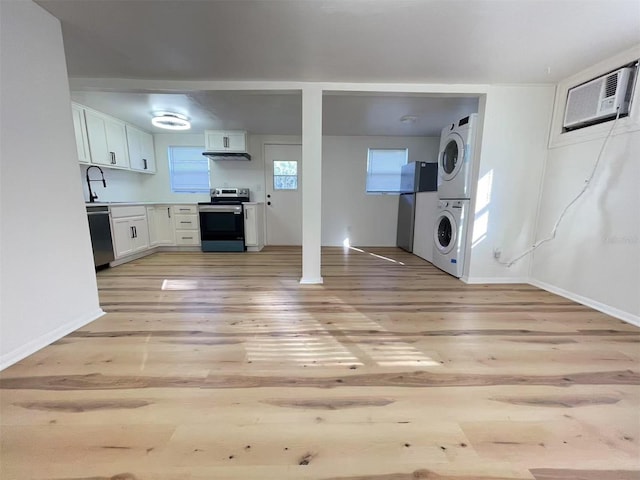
[168,146,210,194]
[365,148,408,194]
[273,160,299,191]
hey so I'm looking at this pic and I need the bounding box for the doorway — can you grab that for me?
[264,144,302,245]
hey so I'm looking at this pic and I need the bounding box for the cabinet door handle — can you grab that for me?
[180,221,190,224]
[245,210,248,220]
[130,226,134,238]
[167,207,171,218]
[110,152,116,164]
[133,226,137,238]
[224,136,228,148]
[183,236,193,240]
[143,159,147,170]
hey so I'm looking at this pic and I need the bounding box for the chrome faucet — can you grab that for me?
[86,165,107,203]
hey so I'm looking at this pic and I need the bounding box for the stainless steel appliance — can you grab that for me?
[397,162,438,252]
[400,161,438,193]
[198,188,250,252]
[86,205,114,267]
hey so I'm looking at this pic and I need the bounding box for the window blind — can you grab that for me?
[366,148,408,193]
[168,146,210,193]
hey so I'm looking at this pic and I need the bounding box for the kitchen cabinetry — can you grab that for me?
[172,205,200,246]
[147,206,175,246]
[111,206,150,258]
[85,109,130,169]
[204,130,247,152]
[243,203,264,252]
[71,104,91,164]
[412,192,438,263]
[126,125,156,173]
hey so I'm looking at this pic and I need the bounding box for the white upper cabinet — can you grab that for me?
[126,125,156,173]
[205,130,247,152]
[71,104,91,164]
[85,109,130,169]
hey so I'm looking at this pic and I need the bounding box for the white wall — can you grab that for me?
[322,136,440,246]
[142,133,300,203]
[141,133,209,203]
[79,164,147,203]
[464,85,555,282]
[106,132,436,247]
[216,134,300,203]
[530,49,640,322]
[0,0,102,370]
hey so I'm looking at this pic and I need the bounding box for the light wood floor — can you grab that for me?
[1,247,639,480]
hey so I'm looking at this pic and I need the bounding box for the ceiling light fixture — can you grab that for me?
[400,115,418,124]
[151,112,191,130]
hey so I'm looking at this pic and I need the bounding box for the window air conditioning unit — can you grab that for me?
[563,66,634,130]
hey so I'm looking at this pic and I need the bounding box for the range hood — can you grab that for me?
[202,151,251,161]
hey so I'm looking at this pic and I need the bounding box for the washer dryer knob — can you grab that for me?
[439,200,449,208]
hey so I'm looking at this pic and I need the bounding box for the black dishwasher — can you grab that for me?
[86,206,114,268]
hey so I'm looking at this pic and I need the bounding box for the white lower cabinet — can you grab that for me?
[111,206,150,259]
[243,203,264,251]
[172,205,201,246]
[147,206,175,246]
[112,215,149,258]
[109,204,201,264]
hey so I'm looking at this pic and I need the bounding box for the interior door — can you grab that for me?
[264,144,302,245]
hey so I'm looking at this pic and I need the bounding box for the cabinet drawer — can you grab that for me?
[173,214,199,230]
[175,231,200,245]
[172,205,197,215]
[111,205,146,218]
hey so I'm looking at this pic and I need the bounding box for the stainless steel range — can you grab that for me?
[198,188,250,252]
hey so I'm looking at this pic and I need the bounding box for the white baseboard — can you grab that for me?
[157,246,201,253]
[0,308,105,371]
[529,278,640,327]
[300,277,324,285]
[462,276,529,284]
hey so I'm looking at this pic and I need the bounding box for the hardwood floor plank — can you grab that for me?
[1,247,638,478]
[529,469,640,479]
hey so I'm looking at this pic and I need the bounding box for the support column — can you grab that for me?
[300,87,323,284]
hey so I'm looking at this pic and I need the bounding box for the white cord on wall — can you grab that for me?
[496,108,622,267]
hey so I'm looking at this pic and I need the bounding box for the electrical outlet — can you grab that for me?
[493,248,502,259]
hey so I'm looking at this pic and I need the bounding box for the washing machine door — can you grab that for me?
[434,210,457,254]
[439,133,465,181]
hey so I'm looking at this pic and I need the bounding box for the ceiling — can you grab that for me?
[37,0,640,84]
[70,91,479,136]
[37,0,640,83]
[44,0,638,137]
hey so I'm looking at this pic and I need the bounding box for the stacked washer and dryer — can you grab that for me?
[432,114,478,278]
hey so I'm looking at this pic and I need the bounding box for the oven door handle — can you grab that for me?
[199,206,242,214]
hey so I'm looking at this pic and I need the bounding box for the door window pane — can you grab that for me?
[274,160,298,190]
